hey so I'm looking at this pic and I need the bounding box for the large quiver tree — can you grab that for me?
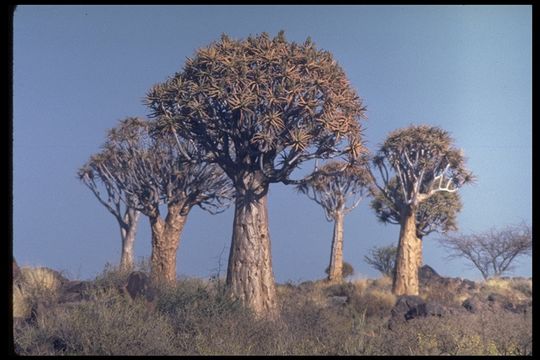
[371,177,463,268]
[146,31,367,317]
[370,125,473,296]
[297,160,371,283]
[93,117,232,284]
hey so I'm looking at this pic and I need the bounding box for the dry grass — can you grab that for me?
[478,277,532,303]
[19,267,64,293]
[13,267,533,356]
[13,267,67,319]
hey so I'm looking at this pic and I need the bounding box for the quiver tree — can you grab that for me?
[297,160,371,283]
[146,31,366,317]
[371,177,462,268]
[94,117,233,284]
[370,125,474,296]
[439,223,532,279]
[78,156,141,272]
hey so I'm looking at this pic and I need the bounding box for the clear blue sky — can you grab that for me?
[13,5,532,282]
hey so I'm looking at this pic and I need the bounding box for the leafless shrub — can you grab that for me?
[439,223,532,279]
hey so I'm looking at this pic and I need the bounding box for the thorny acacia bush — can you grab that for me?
[13,268,532,355]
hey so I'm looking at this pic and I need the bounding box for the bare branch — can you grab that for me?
[438,223,531,279]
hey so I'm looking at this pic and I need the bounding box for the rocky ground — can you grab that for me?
[11,259,532,355]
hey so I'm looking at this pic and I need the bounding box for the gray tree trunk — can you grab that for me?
[327,210,345,283]
[119,210,140,272]
[226,174,278,318]
[393,206,420,296]
[149,203,187,284]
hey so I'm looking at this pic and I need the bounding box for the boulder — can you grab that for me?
[459,279,477,291]
[58,281,92,303]
[462,293,529,314]
[418,265,441,285]
[329,295,348,306]
[462,296,485,313]
[388,295,448,330]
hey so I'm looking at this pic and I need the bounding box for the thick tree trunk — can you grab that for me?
[416,236,423,269]
[149,204,187,284]
[226,177,278,318]
[393,207,420,296]
[327,210,344,283]
[119,210,140,272]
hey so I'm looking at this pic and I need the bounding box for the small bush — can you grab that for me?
[19,267,65,300]
[324,261,355,279]
[13,267,68,320]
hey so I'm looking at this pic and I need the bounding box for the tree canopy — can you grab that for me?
[145,31,367,187]
[83,117,233,218]
[296,160,372,221]
[370,176,462,238]
[372,125,474,209]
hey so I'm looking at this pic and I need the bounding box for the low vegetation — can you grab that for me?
[13,265,532,355]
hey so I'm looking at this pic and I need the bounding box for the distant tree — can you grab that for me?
[370,177,463,267]
[369,125,474,296]
[297,160,371,283]
[146,31,366,316]
[325,261,354,279]
[79,154,141,272]
[88,117,233,283]
[438,223,532,280]
[364,244,398,278]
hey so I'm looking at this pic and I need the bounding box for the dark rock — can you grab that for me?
[299,280,315,290]
[502,302,519,313]
[404,300,448,320]
[462,296,484,313]
[488,295,523,314]
[391,295,425,317]
[486,292,511,311]
[52,336,67,352]
[418,265,441,285]
[487,292,504,303]
[460,279,476,291]
[513,304,530,314]
[388,295,449,329]
[329,295,348,306]
[58,281,91,303]
[125,271,156,302]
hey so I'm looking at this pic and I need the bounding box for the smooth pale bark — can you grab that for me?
[226,177,278,318]
[149,203,187,284]
[327,210,345,283]
[393,207,420,296]
[119,210,140,272]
